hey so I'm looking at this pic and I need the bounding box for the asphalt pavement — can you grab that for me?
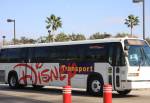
[0,84,150,103]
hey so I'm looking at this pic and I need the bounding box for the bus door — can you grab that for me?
[109,43,126,90]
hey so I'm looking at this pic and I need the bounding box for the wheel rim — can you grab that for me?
[91,80,101,93]
[10,76,16,87]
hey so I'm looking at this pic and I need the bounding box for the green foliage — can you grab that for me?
[8,32,147,45]
[37,36,46,43]
[55,33,70,42]
[69,33,86,41]
[115,32,129,37]
[89,32,111,39]
[19,36,36,44]
[46,35,53,42]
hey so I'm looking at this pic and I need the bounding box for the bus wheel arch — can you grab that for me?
[117,90,131,95]
[8,70,19,89]
[87,73,104,96]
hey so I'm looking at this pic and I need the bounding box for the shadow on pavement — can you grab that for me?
[0,84,139,98]
[112,93,139,98]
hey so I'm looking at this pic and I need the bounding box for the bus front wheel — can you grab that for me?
[87,76,104,96]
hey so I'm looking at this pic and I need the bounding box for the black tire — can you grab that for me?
[117,90,131,95]
[19,84,26,88]
[32,85,44,89]
[87,76,104,96]
[8,74,19,89]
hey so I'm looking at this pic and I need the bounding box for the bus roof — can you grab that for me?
[1,37,142,49]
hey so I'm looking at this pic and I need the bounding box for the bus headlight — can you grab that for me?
[128,73,139,77]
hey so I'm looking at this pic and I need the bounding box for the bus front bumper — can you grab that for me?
[121,80,150,89]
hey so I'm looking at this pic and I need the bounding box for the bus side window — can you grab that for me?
[66,45,83,61]
[86,44,107,62]
[20,48,28,63]
[0,49,8,62]
[58,46,68,61]
[33,46,50,62]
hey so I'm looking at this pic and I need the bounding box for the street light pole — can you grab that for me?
[133,0,145,40]
[7,19,16,44]
[2,36,6,45]
[142,0,145,40]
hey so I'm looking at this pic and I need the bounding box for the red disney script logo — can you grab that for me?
[13,63,77,85]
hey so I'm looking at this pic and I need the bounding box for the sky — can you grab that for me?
[0,0,150,41]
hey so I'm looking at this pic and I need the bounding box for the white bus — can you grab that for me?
[0,38,150,96]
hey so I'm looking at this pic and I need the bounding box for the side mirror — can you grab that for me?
[124,46,129,50]
[124,51,128,57]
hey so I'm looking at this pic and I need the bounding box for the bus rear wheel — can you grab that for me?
[117,90,131,95]
[8,74,19,89]
[87,76,104,96]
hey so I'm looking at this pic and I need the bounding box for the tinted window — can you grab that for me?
[0,48,27,62]
[34,47,49,62]
[85,44,108,62]
[66,45,84,61]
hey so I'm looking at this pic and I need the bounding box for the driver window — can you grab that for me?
[116,45,126,66]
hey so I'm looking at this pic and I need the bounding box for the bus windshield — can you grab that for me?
[125,39,150,66]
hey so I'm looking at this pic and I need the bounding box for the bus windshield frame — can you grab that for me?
[124,39,150,66]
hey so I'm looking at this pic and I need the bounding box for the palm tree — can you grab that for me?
[45,14,62,42]
[124,14,139,36]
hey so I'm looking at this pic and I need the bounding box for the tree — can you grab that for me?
[124,14,139,36]
[37,36,46,43]
[46,35,53,42]
[20,36,29,44]
[19,36,36,44]
[115,32,130,37]
[45,14,62,42]
[55,33,69,42]
[69,33,86,41]
[89,32,111,40]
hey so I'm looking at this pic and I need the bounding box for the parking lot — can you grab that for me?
[0,84,150,103]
